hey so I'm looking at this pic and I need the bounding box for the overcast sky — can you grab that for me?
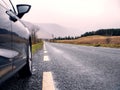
[13,0,120,34]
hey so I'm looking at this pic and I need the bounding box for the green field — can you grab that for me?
[32,41,43,54]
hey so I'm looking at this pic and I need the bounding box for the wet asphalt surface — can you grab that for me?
[0,42,120,90]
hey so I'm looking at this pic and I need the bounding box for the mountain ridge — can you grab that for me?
[24,21,80,39]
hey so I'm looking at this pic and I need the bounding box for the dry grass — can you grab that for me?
[55,35,120,48]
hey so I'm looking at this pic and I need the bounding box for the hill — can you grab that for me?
[24,21,79,39]
[37,23,81,38]
[55,35,120,48]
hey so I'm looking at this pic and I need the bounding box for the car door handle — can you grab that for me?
[6,10,18,22]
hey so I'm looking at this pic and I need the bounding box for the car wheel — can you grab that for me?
[19,45,32,77]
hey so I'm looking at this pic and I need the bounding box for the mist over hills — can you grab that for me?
[24,21,80,39]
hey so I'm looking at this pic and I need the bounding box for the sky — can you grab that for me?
[12,0,120,35]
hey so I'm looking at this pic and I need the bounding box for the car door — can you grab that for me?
[0,0,30,74]
[6,1,31,72]
[11,17,30,70]
[0,0,14,81]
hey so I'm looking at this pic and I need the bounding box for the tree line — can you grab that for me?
[54,36,80,40]
[81,29,120,37]
[53,28,120,40]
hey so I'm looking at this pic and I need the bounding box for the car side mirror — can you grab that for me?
[17,4,31,19]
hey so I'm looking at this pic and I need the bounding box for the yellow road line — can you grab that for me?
[44,50,48,54]
[42,72,55,90]
[44,45,46,51]
[44,55,49,61]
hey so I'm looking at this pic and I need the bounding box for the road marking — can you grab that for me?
[44,44,47,51]
[44,50,48,54]
[42,72,55,90]
[44,48,46,51]
[44,55,49,61]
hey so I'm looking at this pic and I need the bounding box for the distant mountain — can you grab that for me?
[23,21,35,32]
[37,23,82,39]
[38,24,71,37]
[24,21,80,39]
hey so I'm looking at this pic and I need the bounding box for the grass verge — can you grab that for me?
[78,44,120,48]
[54,36,120,48]
[32,41,43,54]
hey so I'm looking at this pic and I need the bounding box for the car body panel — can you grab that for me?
[0,1,13,81]
[0,0,31,84]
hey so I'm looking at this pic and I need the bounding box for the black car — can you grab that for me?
[0,0,32,84]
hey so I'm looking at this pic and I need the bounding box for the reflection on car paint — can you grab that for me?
[0,48,19,58]
[0,0,32,84]
[0,66,16,78]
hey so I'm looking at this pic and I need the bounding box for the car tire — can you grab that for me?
[18,45,32,77]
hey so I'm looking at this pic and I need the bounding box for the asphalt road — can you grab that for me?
[0,42,120,90]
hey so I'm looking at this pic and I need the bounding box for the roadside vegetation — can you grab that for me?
[54,35,120,48]
[32,40,43,54]
[30,25,43,54]
[53,28,120,48]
